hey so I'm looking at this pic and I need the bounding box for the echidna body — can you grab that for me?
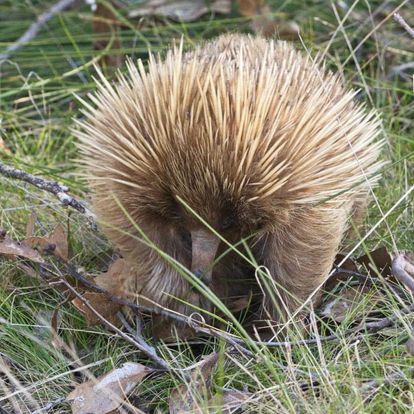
[76,34,383,322]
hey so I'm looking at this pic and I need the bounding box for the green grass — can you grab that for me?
[0,0,413,412]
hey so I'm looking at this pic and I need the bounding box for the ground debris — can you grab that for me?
[67,362,151,414]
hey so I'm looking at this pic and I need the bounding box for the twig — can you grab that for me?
[0,162,95,221]
[387,62,414,80]
[392,253,414,295]
[394,13,414,39]
[0,0,77,64]
[52,277,171,371]
[116,311,158,356]
[30,397,65,414]
[362,367,414,392]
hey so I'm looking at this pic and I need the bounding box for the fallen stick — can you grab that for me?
[51,276,171,371]
[392,252,414,295]
[0,161,95,221]
[394,12,414,39]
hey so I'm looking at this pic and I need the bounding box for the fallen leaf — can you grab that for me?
[169,352,218,413]
[48,224,69,261]
[72,292,122,326]
[94,258,132,297]
[0,233,45,263]
[357,247,392,277]
[321,285,372,323]
[128,0,231,22]
[24,224,69,261]
[67,362,151,414]
[24,236,56,255]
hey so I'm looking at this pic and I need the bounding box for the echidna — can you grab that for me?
[75,33,383,323]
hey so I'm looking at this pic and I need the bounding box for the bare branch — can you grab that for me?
[362,367,414,393]
[392,252,414,295]
[51,277,171,371]
[387,61,414,79]
[30,397,65,414]
[394,13,414,39]
[0,0,77,64]
[0,161,95,221]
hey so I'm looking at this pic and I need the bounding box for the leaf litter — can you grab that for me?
[67,362,151,414]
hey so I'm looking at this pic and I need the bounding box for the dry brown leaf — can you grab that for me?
[24,236,56,255]
[321,286,372,323]
[72,292,122,326]
[128,0,231,22]
[0,234,45,263]
[357,247,392,277]
[67,362,151,414]
[169,352,218,413]
[48,224,69,261]
[24,224,69,261]
[94,258,132,297]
